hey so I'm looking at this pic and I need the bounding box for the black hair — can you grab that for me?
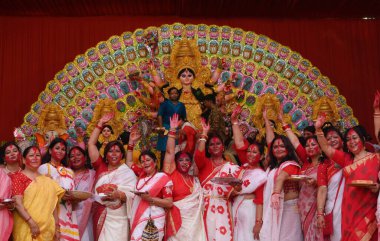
[102,125,114,134]
[167,87,179,95]
[322,122,343,140]
[22,146,41,158]
[177,68,196,79]
[0,141,21,165]
[303,125,316,135]
[42,138,68,166]
[139,150,158,163]
[268,135,299,170]
[68,146,93,169]
[205,132,225,158]
[104,141,126,162]
[343,125,371,155]
[174,151,193,164]
[203,94,216,104]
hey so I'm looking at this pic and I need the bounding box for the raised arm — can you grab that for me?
[88,113,114,163]
[279,112,301,149]
[163,114,179,174]
[315,115,336,159]
[263,108,275,145]
[194,118,210,170]
[126,125,141,168]
[231,105,245,149]
[374,90,380,144]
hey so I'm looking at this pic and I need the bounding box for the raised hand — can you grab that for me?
[231,105,242,123]
[99,112,114,126]
[373,90,380,113]
[201,118,210,134]
[170,113,180,130]
[129,125,142,144]
[314,114,326,129]
[262,107,268,120]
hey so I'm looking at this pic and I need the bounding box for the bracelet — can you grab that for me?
[198,138,207,142]
[169,128,177,131]
[282,124,291,131]
[127,144,135,151]
[96,124,103,130]
[25,216,32,222]
[199,134,208,139]
[168,134,177,139]
[272,192,280,195]
[315,130,324,136]
[317,213,324,217]
[168,130,176,136]
[232,122,239,125]
[255,219,263,224]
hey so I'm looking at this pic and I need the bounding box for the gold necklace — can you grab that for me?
[181,174,194,193]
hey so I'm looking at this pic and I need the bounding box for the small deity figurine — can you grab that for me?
[311,96,340,125]
[35,104,68,155]
[163,40,215,129]
[87,99,124,139]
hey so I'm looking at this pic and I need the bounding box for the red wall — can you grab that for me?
[1,16,379,141]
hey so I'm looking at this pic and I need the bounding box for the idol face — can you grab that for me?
[102,127,112,139]
[179,70,194,87]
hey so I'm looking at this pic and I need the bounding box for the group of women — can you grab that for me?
[1,91,380,241]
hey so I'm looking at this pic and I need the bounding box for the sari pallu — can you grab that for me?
[298,164,325,241]
[38,163,80,241]
[74,169,95,241]
[260,161,303,241]
[0,168,12,241]
[130,173,173,241]
[339,153,380,241]
[232,167,267,241]
[202,162,242,241]
[168,177,207,241]
[12,175,64,241]
[93,164,136,241]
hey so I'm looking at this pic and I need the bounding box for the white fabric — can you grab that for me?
[130,172,172,241]
[168,178,207,241]
[94,164,137,241]
[279,199,303,241]
[233,168,267,241]
[325,170,344,241]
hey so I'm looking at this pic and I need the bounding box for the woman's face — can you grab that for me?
[246,144,261,165]
[179,70,194,87]
[305,138,321,158]
[106,145,123,166]
[326,130,343,150]
[24,147,41,170]
[346,129,364,155]
[140,154,156,175]
[272,138,288,161]
[50,142,66,162]
[208,137,224,157]
[69,149,86,170]
[102,127,112,139]
[4,145,21,165]
[176,153,192,174]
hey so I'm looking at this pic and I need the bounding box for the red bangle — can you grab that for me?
[25,216,32,222]
[127,144,134,151]
[255,219,263,224]
[168,130,176,136]
[96,125,103,130]
[282,124,291,131]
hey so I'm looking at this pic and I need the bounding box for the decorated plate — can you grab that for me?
[69,191,92,200]
[348,180,377,188]
[289,175,308,181]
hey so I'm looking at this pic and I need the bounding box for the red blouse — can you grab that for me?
[167,169,193,202]
[194,149,215,185]
[283,165,300,193]
[11,172,33,196]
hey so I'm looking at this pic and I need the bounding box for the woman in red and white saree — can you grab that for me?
[129,150,173,241]
[69,146,96,241]
[231,106,266,241]
[194,119,242,241]
[316,116,379,241]
[88,114,137,241]
[316,124,346,241]
[162,113,206,241]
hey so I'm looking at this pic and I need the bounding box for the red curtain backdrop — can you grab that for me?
[0,16,379,140]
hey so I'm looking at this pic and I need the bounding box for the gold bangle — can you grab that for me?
[198,138,207,142]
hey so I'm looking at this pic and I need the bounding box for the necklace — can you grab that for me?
[181,174,194,193]
[74,169,88,190]
[5,165,21,174]
[136,172,157,191]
